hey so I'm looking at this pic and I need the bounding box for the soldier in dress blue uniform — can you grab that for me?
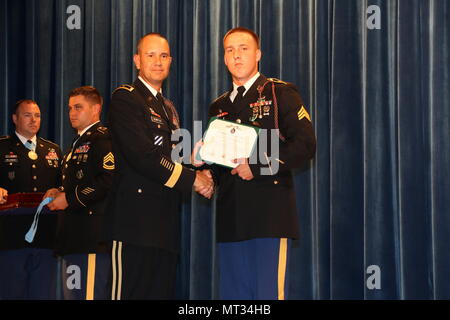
[200,28,316,300]
[44,86,114,300]
[0,99,62,299]
[107,33,213,300]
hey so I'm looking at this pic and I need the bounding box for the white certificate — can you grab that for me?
[199,118,259,168]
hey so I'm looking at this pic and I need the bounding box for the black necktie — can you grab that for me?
[69,135,81,155]
[156,92,171,123]
[72,134,81,148]
[25,140,34,151]
[65,134,80,163]
[156,92,164,103]
[233,86,246,105]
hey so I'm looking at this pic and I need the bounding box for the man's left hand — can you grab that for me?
[47,192,69,211]
[231,158,254,181]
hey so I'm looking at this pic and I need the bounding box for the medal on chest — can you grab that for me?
[249,97,272,121]
[28,150,38,160]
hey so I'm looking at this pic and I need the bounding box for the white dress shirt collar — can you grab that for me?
[138,76,162,98]
[15,132,37,150]
[78,121,100,137]
[230,72,260,102]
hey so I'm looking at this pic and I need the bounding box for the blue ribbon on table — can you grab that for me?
[24,197,54,243]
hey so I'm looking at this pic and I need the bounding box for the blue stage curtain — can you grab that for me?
[0,0,449,299]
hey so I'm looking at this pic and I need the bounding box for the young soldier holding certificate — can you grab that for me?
[199,27,316,300]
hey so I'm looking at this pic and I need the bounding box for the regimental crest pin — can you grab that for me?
[76,170,84,179]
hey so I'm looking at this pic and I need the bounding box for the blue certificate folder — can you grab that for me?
[198,117,260,168]
[0,206,57,250]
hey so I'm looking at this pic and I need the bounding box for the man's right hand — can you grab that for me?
[193,170,214,199]
[0,187,8,205]
[191,140,205,167]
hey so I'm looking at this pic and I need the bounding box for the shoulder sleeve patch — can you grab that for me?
[113,84,134,93]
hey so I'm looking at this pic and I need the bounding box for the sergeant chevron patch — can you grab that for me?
[297,106,311,122]
[103,152,115,170]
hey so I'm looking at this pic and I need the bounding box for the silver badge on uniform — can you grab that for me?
[76,170,84,179]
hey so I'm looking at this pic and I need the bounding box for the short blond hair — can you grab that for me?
[223,27,260,49]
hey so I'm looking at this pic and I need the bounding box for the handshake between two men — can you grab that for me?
[190,141,255,200]
[0,141,253,204]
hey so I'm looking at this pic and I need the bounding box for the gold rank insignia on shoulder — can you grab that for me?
[298,106,311,122]
[103,152,115,170]
[267,78,287,85]
[97,126,107,134]
[113,84,134,93]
